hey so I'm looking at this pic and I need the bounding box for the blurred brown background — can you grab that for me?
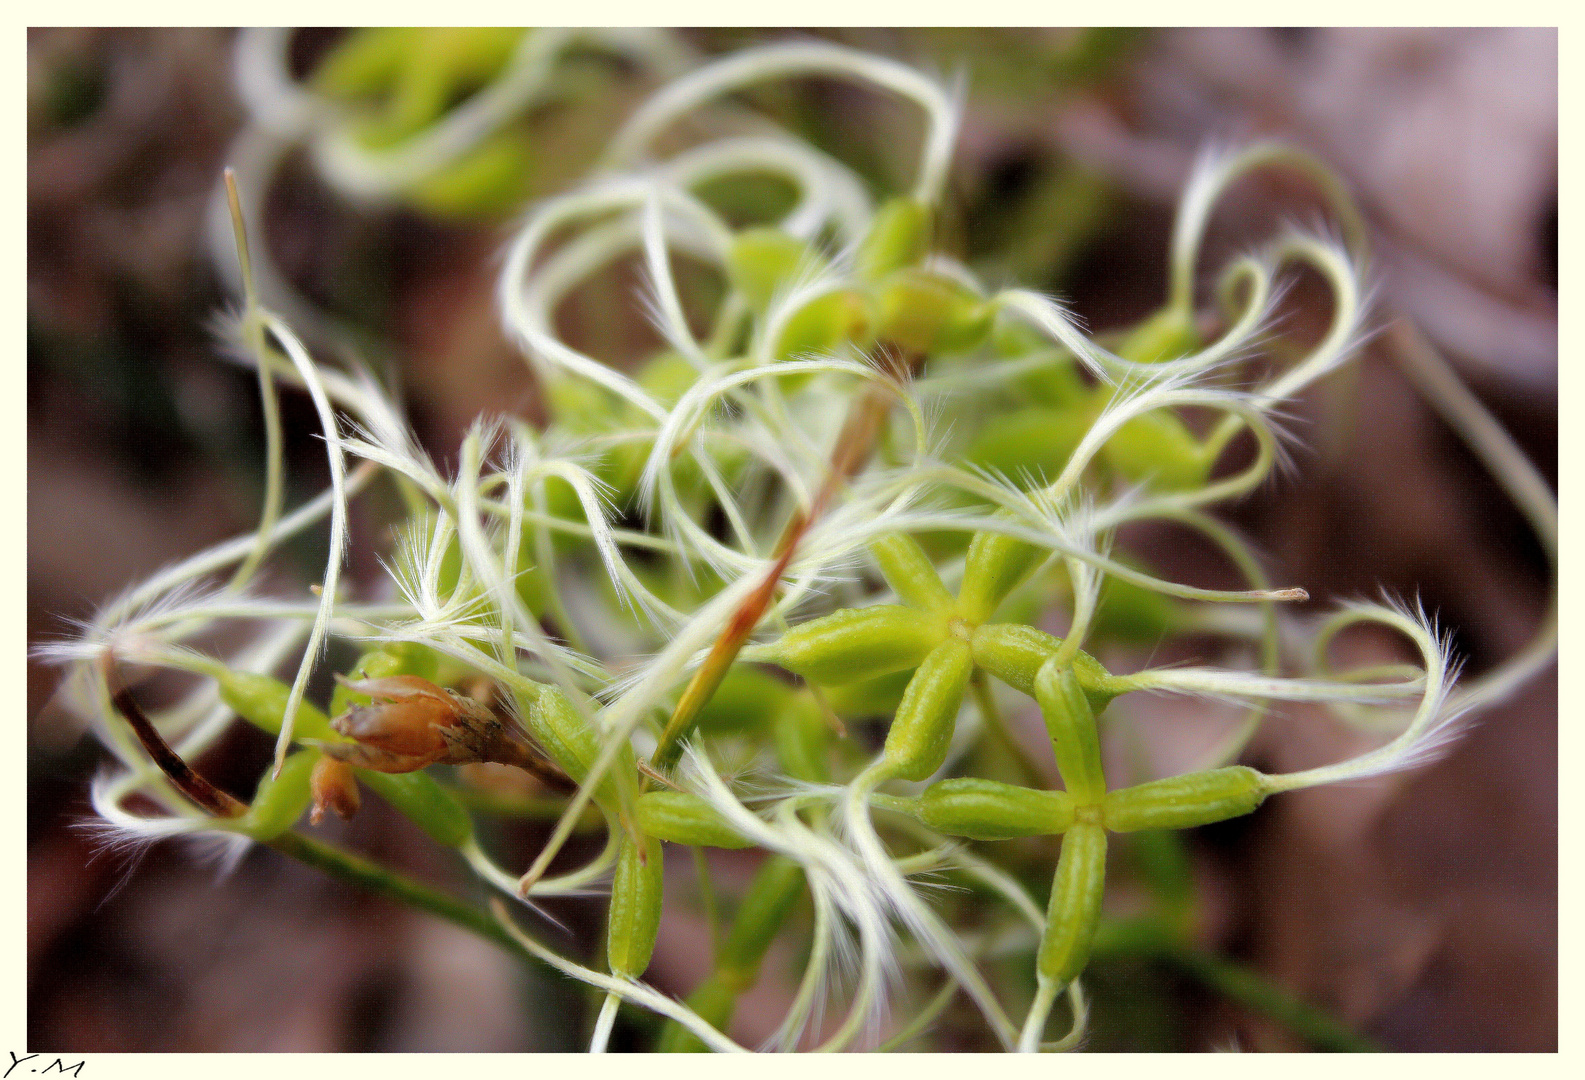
[27,28,1555,1051]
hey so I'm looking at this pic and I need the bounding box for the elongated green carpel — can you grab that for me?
[882,637,974,782]
[236,750,318,840]
[1093,573,1187,644]
[1034,659,1107,804]
[1096,304,1211,493]
[1103,766,1270,833]
[717,855,806,988]
[856,196,932,281]
[638,349,704,409]
[873,269,994,356]
[988,326,1089,408]
[406,132,535,218]
[957,523,1049,624]
[963,404,1096,488]
[773,694,832,784]
[544,375,616,433]
[607,833,665,978]
[313,27,538,215]
[1099,399,1213,493]
[656,972,737,1053]
[695,667,793,735]
[312,27,416,97]
[315,28,522,116]
[870,533,954,613]
[969,623,1119,714]
[358,769,474,848]
[312,30,534,218]
[520,685,632,814]
[759,605,946,686]
[217,669,338,743]
[822,669,913,721]
[387,640,446,682]
[635,791,752,849]
[912,777,1075,840]
[1038,822,1108,987]
[770,289,874,364]
[728,227,826,312]
[1117,304,1199,366]
[320,28,522,147]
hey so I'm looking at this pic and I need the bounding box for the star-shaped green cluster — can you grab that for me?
[750,528,1274,995]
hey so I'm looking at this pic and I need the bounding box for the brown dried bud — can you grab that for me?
[326,675,558,777]
[309,755,361,825]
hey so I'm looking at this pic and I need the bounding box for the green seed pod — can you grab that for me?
[769,288,874,363]
[544,375,616,433]
[236,750,318,840]
[978,320,1089,403]
[694,666,793,736]
[773,694,832,784]
[856,196,932,281]
[728,227,826,312]
[1094,305,1211,492]
[407,131,534,218]
[327,29,523,149]
[873,269,994,355]
[717,855,806,988]
[869,533,954,613]
[1037,822,1108,987]
[1092,572,1188,644]
[968,623,1119,714]
[607,833,665,978]
[312,27,416,98]
[357,768,474,848]
[912,777,1075,840]
[759,605,946,686]
[1100,401,1213,493]
[1117,305,1199,366]
[962,405,1095,488]
[317,28,522,105]
[635,791,752,849]
[1016,360,1090,409]
[957,521,1048,624]
[1102,766,1270,833]
[637,349,703,410]
[386,641,445,683]
[1127,829,1194,910]
[656,972,737,1053]
[821,669,913,721]
[1034,659,1107,804]
[520,686,633,816]
[217,669,338,743]
[882,637,973,783]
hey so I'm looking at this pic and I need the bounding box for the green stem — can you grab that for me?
[971,672,1046,788]
[445,783,603,826]
[1164,945,1380,1052]
[1090,915,1379,1051]
[692,845,722,955]
[267,830,550,971]
[872,979,959,1052]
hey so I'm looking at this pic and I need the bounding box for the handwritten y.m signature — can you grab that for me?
[6,1054,84,1079]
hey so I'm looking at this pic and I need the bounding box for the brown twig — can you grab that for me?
[647,345,923,773]
[103,654,247,819]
